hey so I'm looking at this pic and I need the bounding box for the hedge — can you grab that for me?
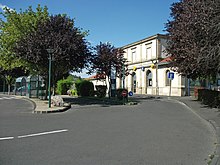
[198,89,220,108]
[75,80,94,97]
[95,85,107,98]
[56,78,73,95]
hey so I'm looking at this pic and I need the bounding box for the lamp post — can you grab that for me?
[151,59,159,95]
[122,60,125,89]
[46,48,54,108]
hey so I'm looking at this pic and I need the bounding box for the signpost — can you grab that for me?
[121,90,127,105]
[168,72,174,80]
[121,90,127,97]
[168,72,174,96]
[128,91,133,96]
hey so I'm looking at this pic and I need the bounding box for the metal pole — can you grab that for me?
[48,53,52,108]
[37,75,39,98]
[156,37,159,96]
[169,79,172,96]
[156,62,158,95]
[188,78,190,96]
[122,62,125,89]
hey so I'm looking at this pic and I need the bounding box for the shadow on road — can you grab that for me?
[62,97,123,107]
[62,95,162,107]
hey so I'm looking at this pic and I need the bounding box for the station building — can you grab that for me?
[116,34,187,96]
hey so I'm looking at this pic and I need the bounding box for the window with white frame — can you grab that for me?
[132,51,136,63]
[146,44,152,60]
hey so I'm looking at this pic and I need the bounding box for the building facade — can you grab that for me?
[116,34,187,96]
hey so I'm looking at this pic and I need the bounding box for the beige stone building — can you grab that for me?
[116,34,187,96]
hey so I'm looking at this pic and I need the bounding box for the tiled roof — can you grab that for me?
[160,56,173,63]
[87,74,106,80]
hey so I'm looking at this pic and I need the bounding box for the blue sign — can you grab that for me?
[128,91,133,96]
[168,72,174,80]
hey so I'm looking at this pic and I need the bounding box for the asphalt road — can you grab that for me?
[0,95,216,165]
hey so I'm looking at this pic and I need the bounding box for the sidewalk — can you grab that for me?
[29,98,71,114]
[172,96,220,165]
[11,95,71,114]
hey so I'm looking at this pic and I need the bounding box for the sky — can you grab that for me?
[0,0,179,77]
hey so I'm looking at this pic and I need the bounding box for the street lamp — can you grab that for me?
[151,59,159,95]
[122,59,126,89]
[46,48,54,108]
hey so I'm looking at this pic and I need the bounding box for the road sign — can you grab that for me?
[128,91,133,96]
[168,72,174,80]
[121,90,127,97]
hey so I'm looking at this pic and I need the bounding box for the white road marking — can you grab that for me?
[0,97,16,100]
[0,129,68,141]
[17,129,68,139]
[0,137,14,141]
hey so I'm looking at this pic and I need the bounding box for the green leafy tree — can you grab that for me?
[0,67,27,94]
[91,42,126,98]
[165,0,220,79]
[56,76,74,95]
[14,14,91,98]
[0,5,49,93]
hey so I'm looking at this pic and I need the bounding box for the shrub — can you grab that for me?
[116,88,128,100]
[198,89,220,108]
[95,85,107,98]
[56,78,73,95]
[75,78,83,95]
[75,79,94,97]
[70,89,78,96]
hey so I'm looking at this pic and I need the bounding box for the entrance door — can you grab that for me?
[146,70,152,94]
[132,72,136,93]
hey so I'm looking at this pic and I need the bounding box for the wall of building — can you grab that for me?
[89,34,186,97]
[117,34,185,96]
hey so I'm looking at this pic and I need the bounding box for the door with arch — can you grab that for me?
[131,72,136,93]
[146,70,152,94]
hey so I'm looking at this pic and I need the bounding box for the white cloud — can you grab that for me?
[71,69,91,78]
[0,3,14,12]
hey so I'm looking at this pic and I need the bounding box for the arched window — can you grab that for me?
[165,70,171,86]
[131,72,137,93]
[146,70,152,87]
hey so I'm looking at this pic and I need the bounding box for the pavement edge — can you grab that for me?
[22,97,37,111]
[33,104,71,114]
[170,98,220,165]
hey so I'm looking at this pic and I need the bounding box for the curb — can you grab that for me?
[14,95,71,114]
[22,97,37,110]
[208,120,220,165]
[171,98,220,165]
[33,104,71,114]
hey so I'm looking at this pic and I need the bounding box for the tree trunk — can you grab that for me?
[8,84,11,95]
[108,76,111,99]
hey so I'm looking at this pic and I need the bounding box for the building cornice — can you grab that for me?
[120,33,168,49]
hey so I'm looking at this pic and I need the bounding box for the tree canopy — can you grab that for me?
[1,5,92,95]
[0,5,49,92]
[0,5,49,64]
[92,42,126,78]
[166,0,220,79]
[91,42,126,97]
[14,14,91,85]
